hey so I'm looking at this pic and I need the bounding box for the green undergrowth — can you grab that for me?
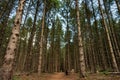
[99,70,109,75]
[13,76,21,80]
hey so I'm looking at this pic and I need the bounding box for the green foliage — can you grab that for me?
[46,0,60,11]
[100,70,109,75]
[99,68,112,75]
[50,0,60,8]
[26,17,33,27]
[12,76,21,80]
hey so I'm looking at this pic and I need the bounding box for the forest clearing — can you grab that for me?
[0,0,120,80]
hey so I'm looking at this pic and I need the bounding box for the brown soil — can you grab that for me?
[16,72,120,80]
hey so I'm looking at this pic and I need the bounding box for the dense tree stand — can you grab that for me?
[0,0,120,80]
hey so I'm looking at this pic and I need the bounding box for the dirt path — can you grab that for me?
[17,72,120,80]
[18,72,79,80]
[49,73,65,80]
[48,72,78,80]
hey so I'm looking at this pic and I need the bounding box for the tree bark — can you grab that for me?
[98,0,119,72]
[0,0,25,79]
[38,0,46,73]
[76,0,86,78]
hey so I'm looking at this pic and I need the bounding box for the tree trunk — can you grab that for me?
[24,0,40,72]
[0,0,25,79]
[115,0,120,14]
[98,0,119,72]
[0,0,15,66]
[38,0,46,73]
[76,0,86,78]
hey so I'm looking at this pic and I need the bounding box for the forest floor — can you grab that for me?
[14,72,120,80]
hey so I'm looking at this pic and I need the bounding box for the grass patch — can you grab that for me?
[100,70,109,75]
[13,76,21,80]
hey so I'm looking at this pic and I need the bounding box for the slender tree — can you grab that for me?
[38,0,46,74]
[98,0,119,72]
[115,0,120,14]
[75,0,86,78]
[24,0,40,72]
